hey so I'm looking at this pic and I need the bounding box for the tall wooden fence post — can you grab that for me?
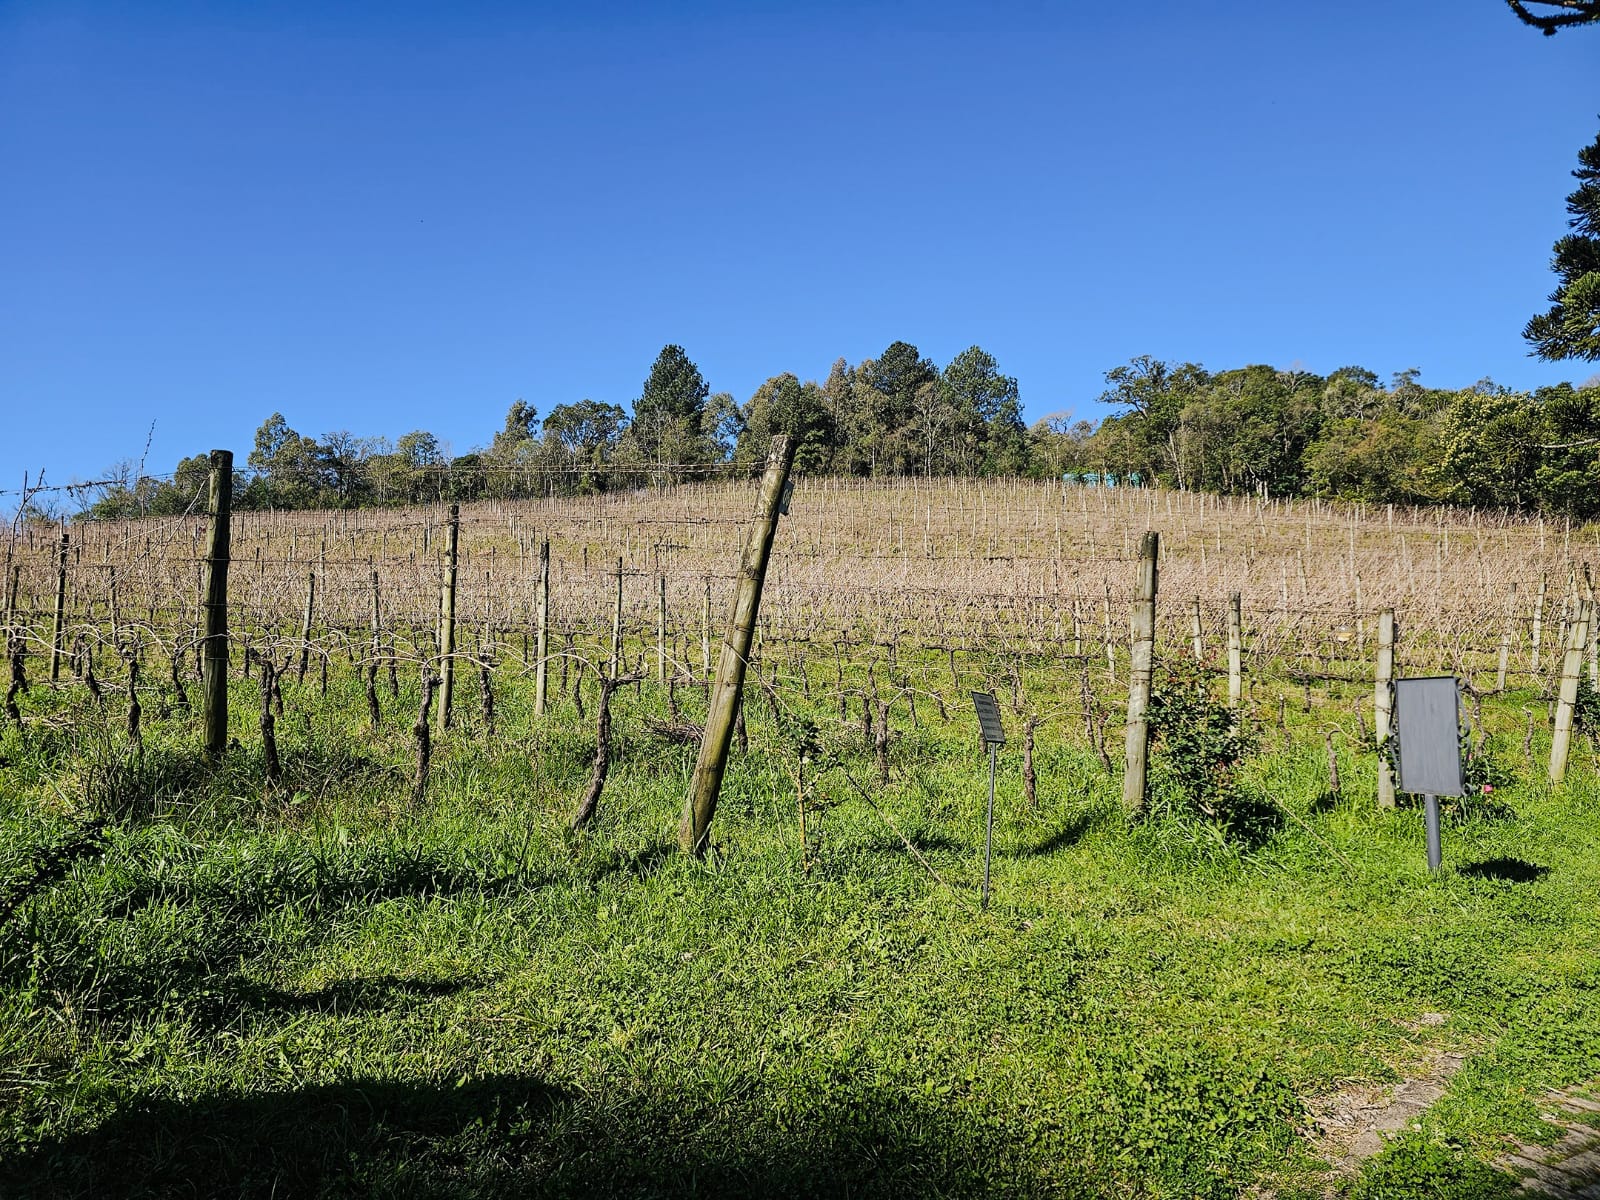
[680,435,796,854]
[1190,596,1203,662]
[1375,608,1396,808]
[437,504,460,730]
[1122,531,1159,817]
[1227,592,1243,711]
[534,539,550,717]
[201,450,232,759]
[1550,598,1591,785]
[49,532,68,683]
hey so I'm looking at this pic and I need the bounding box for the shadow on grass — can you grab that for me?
[10,1074,1059,1199]
[1018,811,1099,857]
[1459,856,1550,883]
[593,839,677,884]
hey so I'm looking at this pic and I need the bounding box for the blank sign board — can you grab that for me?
[971,692,1006,747]
[1394,676,1463,797]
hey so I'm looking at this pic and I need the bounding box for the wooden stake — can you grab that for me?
[49,532,67,684]
[1550,598,1590,785]
[1122,531,1158,817]
[1227,592,1243,711]
[201,450,232,759]
[1375,608,1396,809]
[534,539,550,717]
[437,504,460,730]
[1497,582,1517,692]
[681,435,795,854]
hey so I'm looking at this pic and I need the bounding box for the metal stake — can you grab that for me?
[983,742,996,909]
[1424,794,1441,873]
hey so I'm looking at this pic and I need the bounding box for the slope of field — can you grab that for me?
[3,479,1599,1198]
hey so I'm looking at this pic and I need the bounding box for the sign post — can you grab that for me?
[971,692,1006,909]
[1393,676,1464,873]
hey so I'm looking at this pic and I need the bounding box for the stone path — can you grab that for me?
[1497,1085,1600,1198]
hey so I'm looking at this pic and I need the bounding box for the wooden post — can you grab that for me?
[1190,595,1203,662]
[1497,582,1517,692]
[609,557,623,679]
[701,578,712,680]
[201,450,232,759]
[367,567,382,728]
[1122,531,1159,817]
[1375,608,1396,809]
[657,574,667,684]
[1550,598,1591,785]
[437,504,460,730]
[1532,574,1547,674]
[296,570,316,682]
[49,532,68,683]
[680,435,796,854]
[534,539,550,717]
[1227,592,1243,710]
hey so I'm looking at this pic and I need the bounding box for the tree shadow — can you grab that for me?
[1017,811,1098,857]
[9,1074,1064,1199]
[594,839,676,884]
[1459,857,1550,883]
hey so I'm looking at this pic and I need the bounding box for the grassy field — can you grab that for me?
[3,649,1600,1197]
[3,480,1600,1197]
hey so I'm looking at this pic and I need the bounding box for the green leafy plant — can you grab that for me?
[1145,655,1275,844]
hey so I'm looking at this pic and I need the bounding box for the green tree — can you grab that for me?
[630,345,711,474]
[736,374,835,473]
[1505,0,1600,35]
[541,400,628,494]
[1525,126,1600,362]
[939,346,1022,475]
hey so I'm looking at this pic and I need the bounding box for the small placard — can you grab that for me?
[1394,676,1464,797]
[971,691,1006,747]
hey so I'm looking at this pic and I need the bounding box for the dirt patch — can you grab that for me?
[1305,1043,1468,1177]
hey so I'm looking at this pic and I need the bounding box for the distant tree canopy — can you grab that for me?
[77,342,1600,522]
[1505,0,1600,35]
[1526,124,1600,362]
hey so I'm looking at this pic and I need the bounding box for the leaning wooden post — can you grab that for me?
[1226,592,1243,711]
[49,532,68,683]
[1121,531,1159,818]
[1190,596,1204,662]
[437,503,460,730]
[1496,582,1517,692]
[1375,608,1396,809]
[201,450,232,759]
[1549,598,1591,785]
[680,434,796,854]
[533,539,551,717]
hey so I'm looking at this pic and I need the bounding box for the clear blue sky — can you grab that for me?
[2,0,1597,498]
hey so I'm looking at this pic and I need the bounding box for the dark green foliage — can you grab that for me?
[1525,125,1600,362]
[1145,655,1276,843]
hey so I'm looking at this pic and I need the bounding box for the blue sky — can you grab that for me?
[1,0,1597,498]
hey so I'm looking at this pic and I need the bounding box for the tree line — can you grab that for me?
[74,342,1600,521]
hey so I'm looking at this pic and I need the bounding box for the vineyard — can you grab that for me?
[3,463,1600,1198]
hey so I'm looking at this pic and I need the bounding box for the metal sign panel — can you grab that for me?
[1394,676,1463,797]
[971,691,1005,747]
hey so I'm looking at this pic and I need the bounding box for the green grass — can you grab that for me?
[2,660,1598,1198]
